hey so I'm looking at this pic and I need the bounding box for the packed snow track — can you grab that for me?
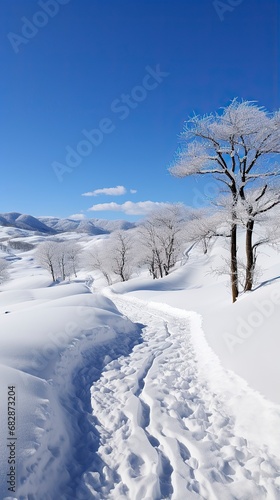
[79,293,280,500]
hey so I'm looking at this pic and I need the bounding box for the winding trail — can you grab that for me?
[80,293,280,500]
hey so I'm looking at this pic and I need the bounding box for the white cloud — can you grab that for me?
[130,189,137,194]
[88,201,168,215]
[69,213,86,220]
[82,185,127,197]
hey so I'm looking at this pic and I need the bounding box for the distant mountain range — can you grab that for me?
[0,212,134,235]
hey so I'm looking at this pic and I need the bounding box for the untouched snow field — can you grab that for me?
[0,227,280,498]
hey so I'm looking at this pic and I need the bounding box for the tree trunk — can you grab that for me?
[244,218,254,292]
[72,261,77,277]
[230,223,239,303]
[102,270,112,285]
[61,262,65,280]
[155,249,163,278]
[49,262,55,282]
[149,257,158,279]
[165,237,174,275]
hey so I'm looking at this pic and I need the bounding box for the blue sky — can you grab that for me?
[1,0,279,221]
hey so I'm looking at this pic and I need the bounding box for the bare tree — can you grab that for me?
[85,232,136,284]
[36,240,81,281]
[137,220,164,278]
[138,204,188,278]
[36,241,58,281]
[66,242,81,278]
[110,231,134,282]
[170,99,280,302]
[185,209,229,255]
[0,259,9,284]
[8,240,35,251]
[86,245,112,285]
[56,242,68,280]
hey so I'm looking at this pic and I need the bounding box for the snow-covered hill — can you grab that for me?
[0,212,54,234]
[0,227,280,498]
[109,232,280,407]
[0,212,135,236]
[38,216,135,235]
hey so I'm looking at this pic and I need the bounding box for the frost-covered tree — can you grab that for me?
[36,241,58,281]
[85,232,136,284]
[170,99,280,301]
[8,240,35,251]
[36,240,81,281]
[65,242,81,278]
[137,221,164,279]
[186,209,229,255]
[56,242,70,281]
[109,231,134,282]
[86,245,112,285]
[0,259,9,284]
[138,204,188,278]
[54,241,81,280]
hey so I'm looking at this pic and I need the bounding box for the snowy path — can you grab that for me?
[81,294,280,500]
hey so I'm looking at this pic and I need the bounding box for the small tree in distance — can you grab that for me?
[86,245,112,285]
[110,231,135,282]
[36,241,57,281]
[137,204,188,278]
[0,259,9,284]
[185,209,229,255]
[86,232,135,284]
[36,240,81,281]
[66,242,80,278]
[56,241,81,280]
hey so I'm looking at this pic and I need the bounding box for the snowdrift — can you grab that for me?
[0,223,280,498]
[0,276,138,498]
[109,234,280,406]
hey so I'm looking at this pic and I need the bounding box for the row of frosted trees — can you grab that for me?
[35,204,189,284]
[35,100,280,303]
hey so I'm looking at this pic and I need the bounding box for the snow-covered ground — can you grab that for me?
[0,228,280,499]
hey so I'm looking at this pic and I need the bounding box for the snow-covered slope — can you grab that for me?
[0,227,280,499]
[38,216,135,234]
[0,251,138,499]
[0,212,135,236]
[38,216,106,235]
[109,234,280,407]
[0,212,54,234]
[89,293,280,499]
